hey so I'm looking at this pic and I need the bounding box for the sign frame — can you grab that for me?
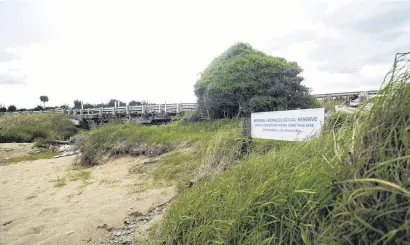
[250,108,325,142]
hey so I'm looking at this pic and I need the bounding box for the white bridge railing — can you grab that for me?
[6,90,379,116]
[315,90,378,100]
[13,103,198,116]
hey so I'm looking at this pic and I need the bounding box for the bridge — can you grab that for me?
[7,90,378,126]
[314,90,379,100]
[48,103,197,126]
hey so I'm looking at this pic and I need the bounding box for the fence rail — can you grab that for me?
[315,90,379,100]
[4,90,379,116]
[7,103,198,117]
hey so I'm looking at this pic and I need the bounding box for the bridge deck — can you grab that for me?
[6,90,379,121]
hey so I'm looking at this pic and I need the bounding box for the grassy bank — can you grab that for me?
[0,114,77,143]
[77,119,241,166]
[152,54,410,244]
[154,132,346,244]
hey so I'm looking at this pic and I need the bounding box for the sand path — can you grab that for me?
[0,147,175,245]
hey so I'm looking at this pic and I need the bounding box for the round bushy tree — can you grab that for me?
[195,42,315,119]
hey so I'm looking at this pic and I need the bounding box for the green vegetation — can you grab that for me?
[0,114,77,143]
[2,40,403,244]
[195,42,316,119]
[149,128,248,191]
[150,53,410,244]
[69,168,92,181]
[152,149,201,185]
[51,168,92,188]
[320,99,345,112]
[52,176,67,187]
[0,151,59,166]
[7,105,17,112]
[39,95,49,109]
[77,119,238,166]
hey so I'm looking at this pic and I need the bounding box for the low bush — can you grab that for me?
[0,114,77,143]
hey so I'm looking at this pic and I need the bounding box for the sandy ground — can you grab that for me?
[0,145,175,245]
[0,143,35,161]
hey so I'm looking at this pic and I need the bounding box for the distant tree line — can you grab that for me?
[1,98,152,113]
[0,105,16,112]
[0,104,63,112]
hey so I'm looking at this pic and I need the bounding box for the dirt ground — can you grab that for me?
[0,144,175,245]
[0,143,35,161]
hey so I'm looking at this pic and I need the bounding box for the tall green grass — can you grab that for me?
[152,128,248,192]
[316,52,410,244]
[320,99,346,112]
[154,132,349,244]
[0,114,77,143]
[153,52,410,244]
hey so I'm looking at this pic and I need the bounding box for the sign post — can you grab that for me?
[251,108,325,141]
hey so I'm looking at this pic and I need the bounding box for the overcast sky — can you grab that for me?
[0,0,409,108]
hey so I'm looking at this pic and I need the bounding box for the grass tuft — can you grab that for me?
[53,176,67,188]
[69,169,92,181]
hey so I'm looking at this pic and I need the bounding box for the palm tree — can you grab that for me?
[40,95,49,109]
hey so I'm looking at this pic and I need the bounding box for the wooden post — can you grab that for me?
[176,103,181,113]
[87,108,90,114]
[142,105,146,115]
[240,118,252,138]
[99,107,103,117]
[158,104,161,114]
[164,102,167,114]
[126,104,130,117]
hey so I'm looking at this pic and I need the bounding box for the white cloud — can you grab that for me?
[0,0,408,108]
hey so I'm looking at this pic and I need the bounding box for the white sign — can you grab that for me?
[251,108,325,141]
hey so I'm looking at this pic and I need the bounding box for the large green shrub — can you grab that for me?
[195,43,315,119]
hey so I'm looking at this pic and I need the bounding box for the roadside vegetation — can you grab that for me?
[320,99,345,111]
[0,114,77,143]
[150,53,410,244]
